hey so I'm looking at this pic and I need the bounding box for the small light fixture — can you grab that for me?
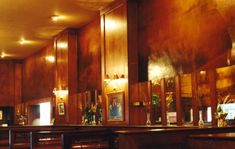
[57,42,68,49]
[45,56,55,63]
[53,88,68,100]
[19,38,28,45]
[51,15,64,22]
[1,52,5,58]
[104,74,111,82]
[120,74,125,79]
[200,71,206,75]
[113,74,119,80]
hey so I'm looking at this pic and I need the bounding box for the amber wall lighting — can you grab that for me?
[53,88,68,100]
[104,74,126,90]
[1,52,5,58]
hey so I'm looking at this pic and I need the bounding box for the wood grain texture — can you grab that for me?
[175,75,182,125]
[160,79,167,125]
[101,1,129,125]
[56,32,68,91]
[0,60,20,106]
[55,31,69,124]
[22,43,55,101]
[68,29,78,124]
[129,81,152,125]
[77,18,101,92]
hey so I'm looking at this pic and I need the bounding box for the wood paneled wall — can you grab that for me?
[129,81,152,125]
[0,60,21,106]
[77,18,101,92]
[101,1,129,125]
[22,44,55,101]
[54,30,69,124]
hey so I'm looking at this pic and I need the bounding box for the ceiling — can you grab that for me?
[0,0,114,59]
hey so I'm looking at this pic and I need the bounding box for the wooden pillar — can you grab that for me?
[192,72,199,126]
[208,69,217,126]
[160,78,167,125]
[175,75,182,125]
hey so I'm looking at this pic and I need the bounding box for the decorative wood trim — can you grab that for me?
[208,69,217,126]
[160,79,167,125]
[175,75,182,125]
[192,72,199,126]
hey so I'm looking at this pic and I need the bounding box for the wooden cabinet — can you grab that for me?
[160,76,182,125]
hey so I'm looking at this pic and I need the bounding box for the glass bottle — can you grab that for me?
[146,113,151,126]
[198,110,204,126]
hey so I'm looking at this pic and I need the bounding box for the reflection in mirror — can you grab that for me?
[181,74,193,124]
[197,71,212,124]
[216,65,235,122]
[143,0,235,126]
[165,78,176,124]
[152,83,162,124]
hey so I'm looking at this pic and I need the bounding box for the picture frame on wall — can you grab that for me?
[106,91,124,121]
[58,102,65,115]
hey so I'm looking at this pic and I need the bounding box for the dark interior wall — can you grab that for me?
[0,60,19,106]
[77,17,101,92]
[22,44,55,101]
[137,0,232,81]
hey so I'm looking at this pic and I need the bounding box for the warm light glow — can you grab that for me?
[57,42,68,49]
[53,88,68,99]
[231,43,235,58]
[19,38,27,45]
[200,70,206,75]
[104,74,111,83]
[51,15,66,22]
[45,56,55,63]
[104,74,127,91]
[105,18,122,30]
[148,54,176,82]
[40,102,51,125]
[19,38,34,45]
[1,52,5,58]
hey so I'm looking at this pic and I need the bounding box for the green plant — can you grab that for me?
[152,94,160,106]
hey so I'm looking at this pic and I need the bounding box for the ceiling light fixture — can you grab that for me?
[51,15,63,22]
[19,38,26,45]
[1,52,5,58]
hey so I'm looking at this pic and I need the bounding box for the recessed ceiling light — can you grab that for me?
[1,52,5,58]
[51,15,63,22]
[19,38,26,45]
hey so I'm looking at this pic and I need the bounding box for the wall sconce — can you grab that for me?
[104,74,125,82]
[53,88,68,100]
[104,74,126,91]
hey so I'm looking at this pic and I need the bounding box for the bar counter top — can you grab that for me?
[0,124,234,133]
[190,132,235,140]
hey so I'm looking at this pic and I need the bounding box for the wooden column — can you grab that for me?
[208,69,217,126]
[192,72,199,126]
[101,0,129,125]
[67,29,78,124]
[14,63,22,124]
[175,75,182,125]
[160,79,167,125]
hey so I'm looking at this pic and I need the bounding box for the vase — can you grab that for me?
[146,113,151,126]
[92,115,96,125]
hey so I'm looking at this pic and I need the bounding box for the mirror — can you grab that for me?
[139,0,235,125]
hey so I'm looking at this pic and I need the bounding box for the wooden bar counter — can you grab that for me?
[0,125,234,149]
[188,132,235,149]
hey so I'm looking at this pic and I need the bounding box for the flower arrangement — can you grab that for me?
[215,94,232,127]
[83,100,102,125]
[17,114,27,125]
